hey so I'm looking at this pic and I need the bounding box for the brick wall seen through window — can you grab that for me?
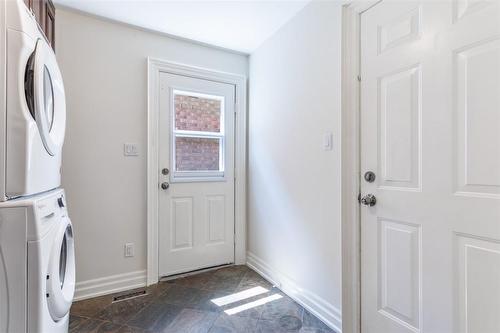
[174,93,223,172]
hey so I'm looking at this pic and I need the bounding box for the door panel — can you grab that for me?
[158,72,235,277]
[361,1,500,333]
[170,197,193,250]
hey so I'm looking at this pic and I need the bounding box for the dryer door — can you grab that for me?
[26,38,66,156]
[46,218,75,322]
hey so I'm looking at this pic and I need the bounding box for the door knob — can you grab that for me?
[360,194,376,206]
[160,182,170,190]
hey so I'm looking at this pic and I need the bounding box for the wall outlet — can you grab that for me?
[124,243,135,257]
[124,143,139,156]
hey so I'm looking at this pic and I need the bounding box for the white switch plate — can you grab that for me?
[323,132,333,151]
[124,243,135,257]
[124,143,139,156]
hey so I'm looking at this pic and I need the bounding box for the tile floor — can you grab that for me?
[70,265,336,333]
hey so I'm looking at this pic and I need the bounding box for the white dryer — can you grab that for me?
[0,0,66,201]
[0,189,75,333]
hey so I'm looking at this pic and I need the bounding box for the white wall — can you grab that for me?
[247,1,343,330]
[55,9,248,295]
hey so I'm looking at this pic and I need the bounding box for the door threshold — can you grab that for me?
[159,263,234,281]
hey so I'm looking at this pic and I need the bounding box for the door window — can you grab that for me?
[172,90,225,179]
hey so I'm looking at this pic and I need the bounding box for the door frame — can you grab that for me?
[146,57,247,286]
[341,2,381,333]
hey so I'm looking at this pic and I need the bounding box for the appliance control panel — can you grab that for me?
[29,189,69,240]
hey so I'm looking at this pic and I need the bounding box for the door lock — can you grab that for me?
[162,168,170,175]
[160,182,170,190]
[364,171,376,183]
[360,194,377,207]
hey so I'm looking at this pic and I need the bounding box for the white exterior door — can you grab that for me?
[360,1,500,333]
[158,72,235,277]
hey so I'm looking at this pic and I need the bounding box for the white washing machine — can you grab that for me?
[0,0,66,201]
[0,189,75,333]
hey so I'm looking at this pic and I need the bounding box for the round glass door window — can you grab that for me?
[59,231,68,289]
[43,66,55,131]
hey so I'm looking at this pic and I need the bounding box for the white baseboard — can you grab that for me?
[246,252,342,333]
[74,270,147,301]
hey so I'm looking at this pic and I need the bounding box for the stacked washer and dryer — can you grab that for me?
[0,1,75,332]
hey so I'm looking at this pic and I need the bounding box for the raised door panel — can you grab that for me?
[170,197,193,251]
[455,38,500,198]
[207,195,225,245]
[378,6,421,54]
[457,234,500,333]
[379,66,421,190]
[378,219,422,331]
[453,0,496,22]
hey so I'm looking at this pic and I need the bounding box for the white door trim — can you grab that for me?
[146,57,247,286]
[341,2,381,333]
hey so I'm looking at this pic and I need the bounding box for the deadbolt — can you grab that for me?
[364,171,376,183]
[160,182,170,190]
[162,168,170,175]
[360,194,377,207]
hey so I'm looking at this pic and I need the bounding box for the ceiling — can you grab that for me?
[53,0,312,54]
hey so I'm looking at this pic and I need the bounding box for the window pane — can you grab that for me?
[175,93,222,133]
[175,137,221,171]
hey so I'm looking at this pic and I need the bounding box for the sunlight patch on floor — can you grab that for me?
[211,286,269,306]
[224,293,283,315]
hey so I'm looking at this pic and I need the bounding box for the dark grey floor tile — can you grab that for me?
[299,327,337,333]
[71,295,113,318]
[279,315,304,330]
[147,281,172,299]
[203,275,243,293]
[126,302,182,331]
[96,297,153,324]
[71,267,332,333]
[117,326,152,333]
[209,313,259,333]
[213,265,249,279]
[70,318,108,333]
[301,311,334,332]
[162,308,218,333]
[70,315,90,332]
[94,321,124,333]
[257,317,302,333]
[236,270,273,292]
[171,271,215,290]
[260,297,304,322]
[156,284,206,307]
[188,289,230,313]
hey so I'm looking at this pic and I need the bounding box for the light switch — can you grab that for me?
[323,132,333,151]
[124,143,139,156]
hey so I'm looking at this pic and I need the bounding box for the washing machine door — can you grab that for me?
[25,38,66,156]
[46,217,75,322]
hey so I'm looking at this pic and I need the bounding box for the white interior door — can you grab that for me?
[360,1,500,333]
[158,72,235,277]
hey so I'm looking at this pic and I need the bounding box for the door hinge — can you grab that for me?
[357,75,361,82]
